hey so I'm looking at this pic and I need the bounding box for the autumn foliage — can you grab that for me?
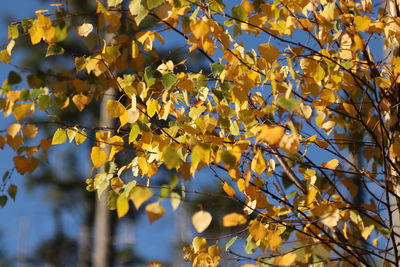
[2,0,400,265]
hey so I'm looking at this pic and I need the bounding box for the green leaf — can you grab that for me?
[244,235,257,254]
[7,184,17,201]
[123,180,137,198]
[2,171,10,183]
[225,236,238,251]
[56,26,68,42]
[277,98,302,111]
[144,66,161,87]
[38,95,52,111]
[8,24,19,39]
[105,161,118,174]
[129,122,141,143]
[0,50,12,64]
[7,71,21,85]
[129,0,149,25]
[209,0,225,13]
[162,147,183,169]
[21,19,32,32]
[20,89,31,101]
[169,173,178,188]
[159,185,170,201]
[1,80,11,93]
[147,0,162,9]
[220,151,236,166]
[45,44,64,57]
[107,190,118,210]
[161,73,178,90]
[231,6,247,21]
[31,88,45,100]
[210,63,224,77]
[0,195,7,207]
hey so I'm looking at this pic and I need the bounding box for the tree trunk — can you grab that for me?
[92,86,114,267]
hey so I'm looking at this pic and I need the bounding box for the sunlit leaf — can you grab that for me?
[91,146,107,168]
[192,210,212,233]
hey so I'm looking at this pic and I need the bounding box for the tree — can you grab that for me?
[2,0,400,265]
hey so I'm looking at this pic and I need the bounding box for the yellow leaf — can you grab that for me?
[256,126,285,146]
[320,2,337,21]
[250,149,267,175]
[295,103,312,119]
[192,210,212,233]
[258,43,279,64]
[75,129,87,145]
[119,110,128,127]
[354,16,370,32]
[117,194,129,218]
[274,253,297,266]
[146,98,159,117]
[130,187,153,209]
[267,230,282,250]
[190,20,210,39]
[343,103,357,117]
[106,99,126,118]
[362,224,374,240]
[279,133,300,154]
[223,213,247,227]
[91,146,107,168]
[192,236,207,253]
[76,23,93,37]
[108,135,124,160]
[72,94,91,111]
[306,186,318,205]
[7,123,21,138]
[13,103,33,121]
[145,202,165,223]
[51,128,67,145]
[23,124,38,139]
[222,182,236,197]
[311,204,340,227]
[248,220,267,242]
[132,41,139,58]
[29,22,43,45]
[321,159,339,170]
